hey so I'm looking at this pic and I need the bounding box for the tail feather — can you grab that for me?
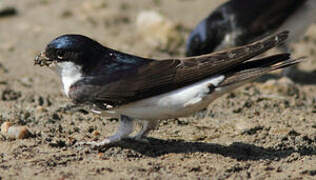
[219,54,305,87]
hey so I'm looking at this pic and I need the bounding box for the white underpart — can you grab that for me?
[51,62,83,97]
[115,75,225,120]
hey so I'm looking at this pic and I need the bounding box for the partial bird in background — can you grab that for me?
[186,0,316,76]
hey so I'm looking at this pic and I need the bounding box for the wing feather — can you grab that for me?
[69,31,289,106]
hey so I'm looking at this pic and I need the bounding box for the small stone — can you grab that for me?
[288,129,300,136]
[0,6,17,17]
[61,10,73,18]
[18,77,33,87]
[1,122,12,134]
[92,130,100,137]
[7,126,32,139]
[1,88,21,101]
[97,152,104,159]
[1,122,32,140]
[36,106,48,113]
[81,1,107,11]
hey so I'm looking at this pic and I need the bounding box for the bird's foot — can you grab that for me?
[75,115,135,149]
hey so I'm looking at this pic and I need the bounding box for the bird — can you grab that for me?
[186,0,316,63]
[34,31,303,148]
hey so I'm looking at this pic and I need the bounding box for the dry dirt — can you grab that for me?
[1,0,316,179]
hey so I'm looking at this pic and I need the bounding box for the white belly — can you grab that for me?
[112,75,225,120]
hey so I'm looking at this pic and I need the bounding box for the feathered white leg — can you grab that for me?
[76,115,134,148]
[132,120,158,142]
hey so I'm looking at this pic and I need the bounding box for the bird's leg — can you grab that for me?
[131,120,158,142]
[76,115,134,148]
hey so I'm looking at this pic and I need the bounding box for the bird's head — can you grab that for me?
[34,34,109,96]
[186,14,225,57]
[34,34,106,73]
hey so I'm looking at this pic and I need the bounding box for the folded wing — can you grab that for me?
[69,31,290,106]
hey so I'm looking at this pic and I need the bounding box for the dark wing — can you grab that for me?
[69,31,288,106]
[219,54,304,87]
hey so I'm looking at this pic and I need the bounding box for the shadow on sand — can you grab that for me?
[257,69,316,85]
[102,137,316,161]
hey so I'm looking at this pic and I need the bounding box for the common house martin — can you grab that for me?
[186,0,316,57]
[35,31,303,148]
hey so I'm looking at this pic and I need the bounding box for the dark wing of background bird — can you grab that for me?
[232,0,307,44]
[69,31,289,107]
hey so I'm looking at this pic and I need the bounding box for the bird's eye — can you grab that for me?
[56,50,65,60]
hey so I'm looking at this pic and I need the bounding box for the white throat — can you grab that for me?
[52,62,83,97]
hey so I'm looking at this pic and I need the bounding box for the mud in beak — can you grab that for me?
[34,51,54,67]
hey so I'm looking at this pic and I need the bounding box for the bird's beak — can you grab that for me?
[34,51,53,67]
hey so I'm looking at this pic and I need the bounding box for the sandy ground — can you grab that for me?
[1,0,316,179]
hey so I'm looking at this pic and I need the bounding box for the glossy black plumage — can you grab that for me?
[45,34,151,75]
[41,32,289,105]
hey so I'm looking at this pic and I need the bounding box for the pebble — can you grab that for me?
[36,106,48,113]
[18,77,33,87]
[0,6,17,17]
[1,122,32,139]
[92,130,100,137]
[1,122,12,133]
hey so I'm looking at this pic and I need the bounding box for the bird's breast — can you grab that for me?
[54,62,83,97]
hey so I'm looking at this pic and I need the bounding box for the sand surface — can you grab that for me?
[0,0,316,179]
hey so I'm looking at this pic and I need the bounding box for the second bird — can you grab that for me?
[186,0,316,57]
